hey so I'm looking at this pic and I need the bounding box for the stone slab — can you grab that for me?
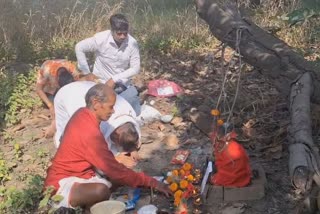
[203,164,266,203]
[224,164,266,201]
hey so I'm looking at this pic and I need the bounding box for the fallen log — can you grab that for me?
[195,0,320,192]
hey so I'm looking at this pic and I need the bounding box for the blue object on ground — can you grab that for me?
[125,188,141,211]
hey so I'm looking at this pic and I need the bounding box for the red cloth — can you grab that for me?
[44,108,158,192]
[211,138,251,187]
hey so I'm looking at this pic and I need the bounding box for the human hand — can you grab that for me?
[115,152,137,169]
[154,181,172,197]
[73,72,80,79]
[44,122,55,138]
[130,151,140,162]
[83,73,98,82]
[47,103,55,117]
[106,78,115,89]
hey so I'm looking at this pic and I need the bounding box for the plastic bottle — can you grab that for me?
[125,188,141,211]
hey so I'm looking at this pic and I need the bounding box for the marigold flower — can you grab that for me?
[179,180,188,189]
[187,174,194,182]
[174,196,181,206]
[182,163,192,171]
[211,109,220,116]
[217,119,224,126]
[166,176,173,184]
[179,169,185,176]
[169,182,178,192]
[172,169,179,176]
[174,189,183,199]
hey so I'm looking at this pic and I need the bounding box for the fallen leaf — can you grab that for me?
[158,124,166,131]
[171,117,183,127]
[11,124,26,132]
[164,134,180,150]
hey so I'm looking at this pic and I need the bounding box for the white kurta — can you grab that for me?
[75,30,140,84]
[54,81,140,151]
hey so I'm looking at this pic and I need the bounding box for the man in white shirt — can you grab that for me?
[75,14,141,115]
[54,81,140,168]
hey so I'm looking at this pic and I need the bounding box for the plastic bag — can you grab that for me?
[136,104,162,125]
[171,150,190,165]
[147,80,183,97]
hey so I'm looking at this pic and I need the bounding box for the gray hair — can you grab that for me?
[85,84,108,108]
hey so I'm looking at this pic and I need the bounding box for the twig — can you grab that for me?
[150,187,154,203]
[227,28,244,123]
[215,44,227,110]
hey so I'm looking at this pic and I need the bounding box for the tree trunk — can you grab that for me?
[195,0,320,103]
[195,0,320,191]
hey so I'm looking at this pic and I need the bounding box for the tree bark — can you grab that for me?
[195,0,320,191]
[194,0,320,103]
[288,72,320,192]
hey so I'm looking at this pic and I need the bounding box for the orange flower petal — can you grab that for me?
[211,109,220,116]
[172,169,179,176]
[166,176,173,184]
[180,180,188,189]
[179,169,185,176]
[169,182,178,192]
[182,163,192,171]
[174,190,183,199]
[217,119,224,126]
[187,174,194,181]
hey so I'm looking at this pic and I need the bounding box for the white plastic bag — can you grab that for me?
[137,204,158,214]
[136,104,161,125]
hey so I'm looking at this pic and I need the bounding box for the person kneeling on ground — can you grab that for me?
[75,14,141,115]
[54,81,140,168]
[101,109,142,169]
[36,60,96,138]
[44,84,171,212]
[36,60,78,138]
[95,122,140,178]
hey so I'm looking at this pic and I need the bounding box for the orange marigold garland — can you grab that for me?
[179,180,188,189]
[169,182,178,192]
[182,163,192,171]
[166,163,201,208]
[174,189,183,199]
[187,174,194,182]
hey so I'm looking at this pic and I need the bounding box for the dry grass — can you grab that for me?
[0,0,215,63]
[0,0,318,64]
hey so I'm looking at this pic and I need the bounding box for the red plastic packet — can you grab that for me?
[171,150,190,165]
[147,79,183,98]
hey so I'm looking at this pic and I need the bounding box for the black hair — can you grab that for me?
[110,14,129,32]
[57,67,74,88]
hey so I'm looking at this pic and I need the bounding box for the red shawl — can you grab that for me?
[210,132,251,187]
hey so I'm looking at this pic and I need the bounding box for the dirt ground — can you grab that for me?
[2,49,319,213]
